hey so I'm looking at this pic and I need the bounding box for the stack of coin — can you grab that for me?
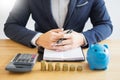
[55,63,61,71]
[48,63,53,71]
[69,65,75,71]
[62,64,68,71]
[77,65,82,71]
[41,60,46,71]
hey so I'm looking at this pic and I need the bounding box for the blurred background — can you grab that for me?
[0,0,120,39]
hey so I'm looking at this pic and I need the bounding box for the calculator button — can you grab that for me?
[13,53,21,62]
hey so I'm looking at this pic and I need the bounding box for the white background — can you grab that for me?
[0,0,120,39]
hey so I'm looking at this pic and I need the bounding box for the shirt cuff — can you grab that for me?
[31,33,43,47]
[81,33,88,46]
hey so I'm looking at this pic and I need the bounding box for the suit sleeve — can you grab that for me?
[4,0,37,48]
[83,0,113,46]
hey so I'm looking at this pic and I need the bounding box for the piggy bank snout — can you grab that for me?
[96,53,107,59]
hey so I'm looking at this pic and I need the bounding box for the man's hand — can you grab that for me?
[54,30,85,51]
[36,29,64,50]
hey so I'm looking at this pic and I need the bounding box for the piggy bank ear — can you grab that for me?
[90,44,94,48]
[103,44,108,49]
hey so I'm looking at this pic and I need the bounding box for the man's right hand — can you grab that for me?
[36,29,64,50]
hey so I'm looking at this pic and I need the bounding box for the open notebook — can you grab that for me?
[43,47,85,61]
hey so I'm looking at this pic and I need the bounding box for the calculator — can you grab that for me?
[5,53,38,72]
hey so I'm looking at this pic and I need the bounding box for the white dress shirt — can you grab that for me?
[51,0,69,28]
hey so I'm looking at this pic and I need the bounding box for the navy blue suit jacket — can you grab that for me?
[4,0,113,47]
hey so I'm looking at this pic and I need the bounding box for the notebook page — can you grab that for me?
[43,47,84,61]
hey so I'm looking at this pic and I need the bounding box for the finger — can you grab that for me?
[63,29,70,33]
[56,39,72,46]
[48,32,64,42]
[46,42,59,50]
[50,32,64,41]
[55,33,72,45]
[63,34,72,39]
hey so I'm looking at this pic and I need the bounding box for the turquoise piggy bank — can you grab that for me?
[87,44,109,70]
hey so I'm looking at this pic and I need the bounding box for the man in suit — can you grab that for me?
[4,0,113,51]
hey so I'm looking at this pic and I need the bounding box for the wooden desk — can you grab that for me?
[0,39,120,80]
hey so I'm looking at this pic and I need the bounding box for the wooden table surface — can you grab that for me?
[0,39,120,80]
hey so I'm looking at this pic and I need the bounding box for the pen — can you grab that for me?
[56,29,73,44]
